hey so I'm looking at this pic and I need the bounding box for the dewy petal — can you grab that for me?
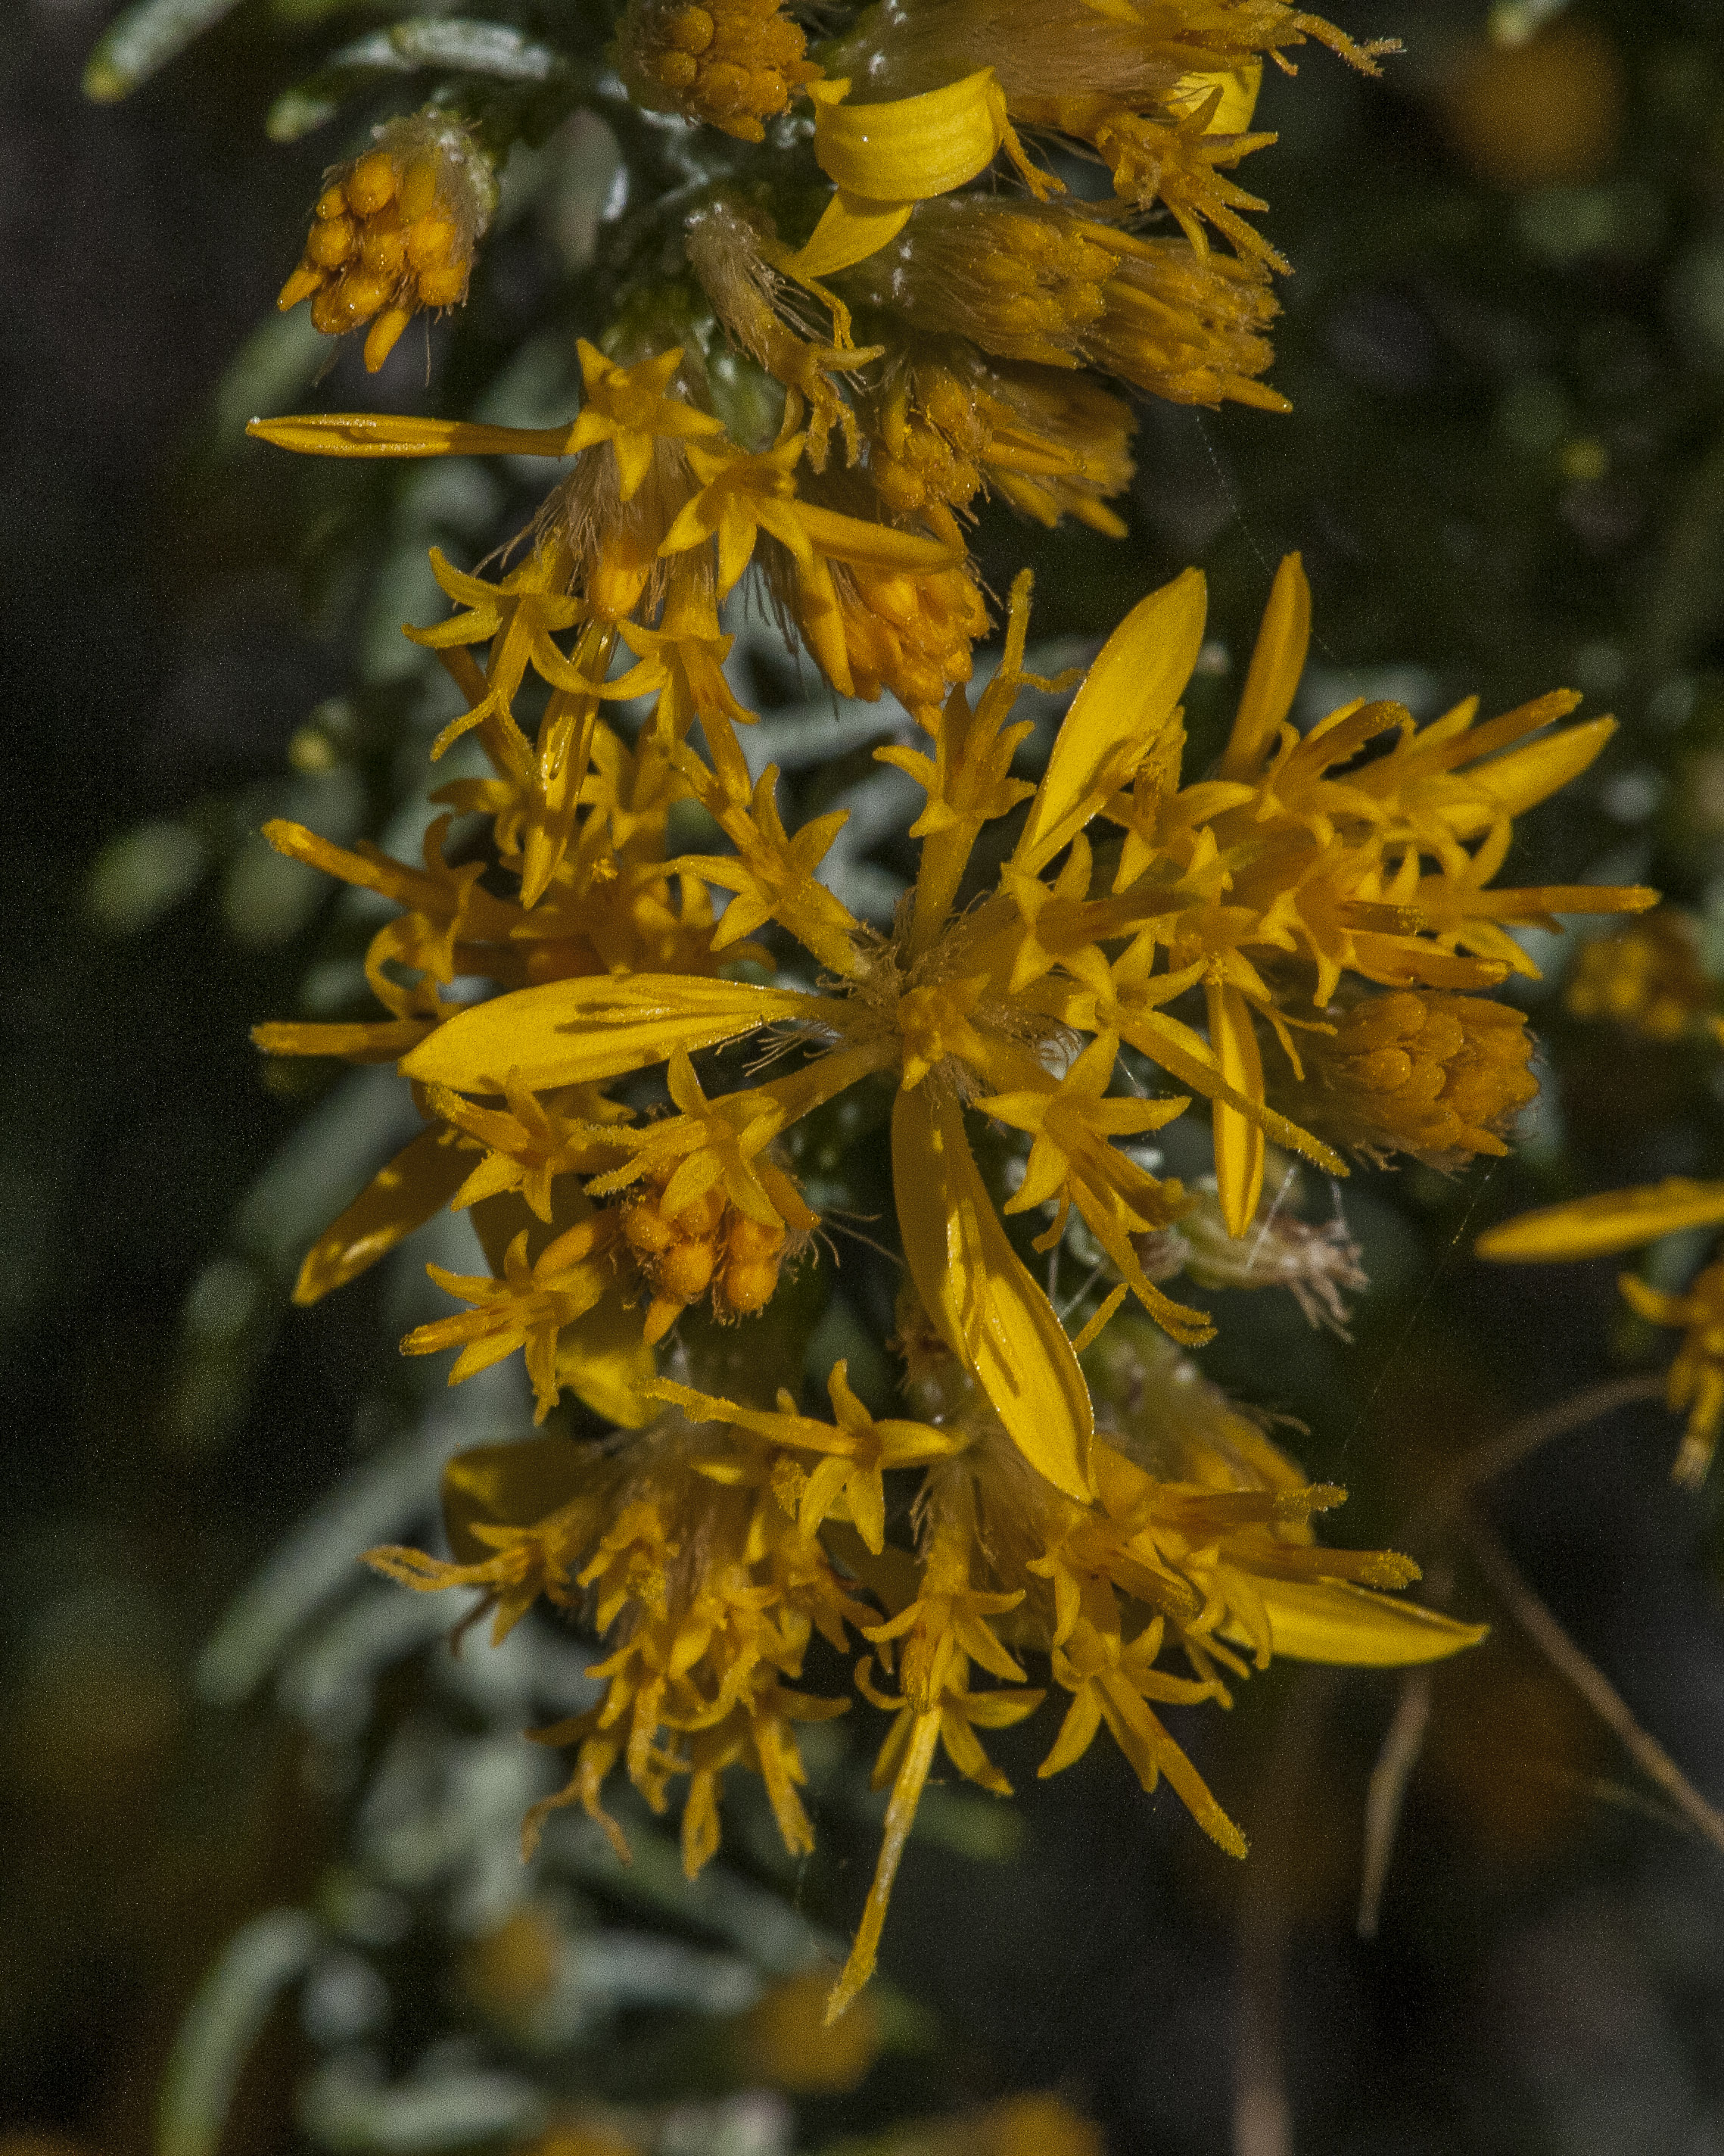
[1219,552,1310,780]
[1229,1580,1488,1665]
[401,976,843,1092]
[892,1084,1094,1501]
[1477,1177,1724,1262]
[811,69,1013,202]
[1013,566,1206,875]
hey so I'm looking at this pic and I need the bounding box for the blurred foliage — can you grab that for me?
[16,0,1724,2152]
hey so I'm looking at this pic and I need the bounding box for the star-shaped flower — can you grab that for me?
[563,339,727,498]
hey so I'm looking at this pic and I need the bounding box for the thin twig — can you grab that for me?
[1462,1509,1724,1861]
[1405,1372,1666,1545]
[1356,1669,1433,1939]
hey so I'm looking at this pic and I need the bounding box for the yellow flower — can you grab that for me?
[773,67,1055,307]
[391,552,1651,1481]
[822,0,1394,260]
[369,1295,1481,2019]
[863,348,1137,536]
[276,117,497,372]
[1094,550,1654,1230]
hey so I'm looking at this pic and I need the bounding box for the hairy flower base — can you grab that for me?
[368,1320,1482,2015]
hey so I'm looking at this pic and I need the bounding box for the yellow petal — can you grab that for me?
[247,413,573,459]
[811,68,1010,201]
[1477,1178,1724,1261]
[793,500,960,572]
[442,1435,587,1565]
[1231,1579,1487,1666]
[1206,978,1265,1239]
[1444,715,1618,837]
[555,1298,658,1429]
[892,1084,1094,1500]
[1219,552,1309,780]
[401,977,838,1092]
[783,189,915,279]
[1013,566,1206,874]
[1169,59,1264,134]
[293,1126,471,1305]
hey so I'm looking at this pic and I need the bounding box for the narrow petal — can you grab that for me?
[402,976,842,1092]
[786,189,915,279]
[1206,978,1265,1238]
[1014,567,1206,874]
[811,69,1010,201]
[247,413,574,459]
[1220,552,1309,779]
[1477,1178,1724,1261]
[892,1084,1094,1500]
[1234,1579,1489,1665]
[294,1126,471,1305]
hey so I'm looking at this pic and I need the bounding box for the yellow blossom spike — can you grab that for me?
[892,1083,1094,1500]
[401,976,849,1094]
[617,0,822,141]
[1013,566,1206,875]
[1477,1178,1724,1263]
[1220,551,1311,780]
[275,116,496,365]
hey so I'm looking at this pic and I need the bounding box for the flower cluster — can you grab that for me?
[236,0,1658,2019]
[251,441,1647,1999]
[261,0,1400,653]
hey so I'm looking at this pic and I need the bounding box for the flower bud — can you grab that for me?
[1269,991,1539,1169]
[617,0,821,142]
[277,116,496,372]
[1564,913,1713,1042]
